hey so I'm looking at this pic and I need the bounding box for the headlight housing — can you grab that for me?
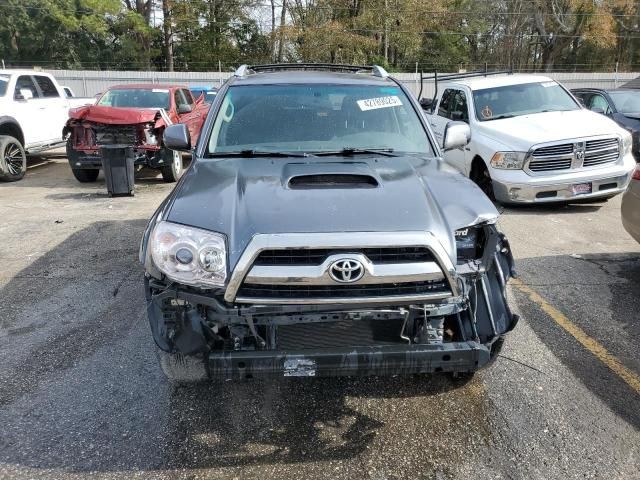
[490,151,526,170]
[622,131,633,155]
[150,221,227,287]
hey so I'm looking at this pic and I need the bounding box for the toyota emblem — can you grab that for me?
[329,258,364,283]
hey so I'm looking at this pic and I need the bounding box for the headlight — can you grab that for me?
[490,151,526,169]
[455,227,481,263]
[150,221,227,287]
[622,132,633,155]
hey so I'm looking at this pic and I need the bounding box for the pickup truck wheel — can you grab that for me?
[66,140,99,182]
[160,149,183,182]
[0,135,26,182]
[471,161,495,201]
[156,347,209,384]
[71,168,100,183]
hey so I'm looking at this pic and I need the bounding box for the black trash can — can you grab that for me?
[100,145,135,197]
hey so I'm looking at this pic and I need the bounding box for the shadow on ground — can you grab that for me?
[161,374,476,470]
[0,219,487,475]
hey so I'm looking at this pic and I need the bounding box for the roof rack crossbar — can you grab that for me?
[421,69,512,82]
[235,63,389,78]
[419,68,512,112]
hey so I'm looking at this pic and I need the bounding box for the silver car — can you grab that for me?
[622,165,640,243]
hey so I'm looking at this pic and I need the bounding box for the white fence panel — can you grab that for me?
[40,68,640,99]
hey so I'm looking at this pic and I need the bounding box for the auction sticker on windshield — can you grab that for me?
[357,96,403,111]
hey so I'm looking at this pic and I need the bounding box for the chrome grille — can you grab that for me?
[253,247,434,266]
[225,232,458,305]
[529,158,572,172]
[583,138,619,167]
[528,137,620,173]
[531,143,574,158]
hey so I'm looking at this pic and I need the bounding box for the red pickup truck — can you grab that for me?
[63,84,210,182]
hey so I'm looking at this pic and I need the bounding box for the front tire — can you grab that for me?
[71,168,100,183]
[160,148,183,182]
[471,160,495,201]
[0,135,26,182]
[66,140,99,182]
[156,347,209,384]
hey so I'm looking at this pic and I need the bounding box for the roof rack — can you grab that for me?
[234,63,389,79]
[418,67,512,111]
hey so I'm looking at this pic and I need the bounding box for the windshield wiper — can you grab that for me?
[206,149,310,158]
[311,147,398,157]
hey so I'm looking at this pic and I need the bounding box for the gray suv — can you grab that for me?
[139,64,517,382]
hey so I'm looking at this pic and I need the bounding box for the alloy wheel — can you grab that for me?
[4,142,24,176]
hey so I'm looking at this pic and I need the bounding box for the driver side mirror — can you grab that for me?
[15,88,34,101]
[163,124,191,152]
[420,98,433,111]
[443,121,471,151]
[177,103,192,114]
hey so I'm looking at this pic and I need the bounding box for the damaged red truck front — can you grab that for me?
[63,84,210,183]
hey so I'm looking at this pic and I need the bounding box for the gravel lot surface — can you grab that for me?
[0,156,638,480]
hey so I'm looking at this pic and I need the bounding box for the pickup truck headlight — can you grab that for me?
[150,221,227,287]
[490,152,526,169]
[455,227,482,263]
[622,132,633,155]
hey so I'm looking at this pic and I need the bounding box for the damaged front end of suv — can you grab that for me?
[139,64,518,382]
[141,220,516,381]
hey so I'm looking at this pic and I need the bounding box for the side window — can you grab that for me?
[588,94,611,114]
[174,89,189,110]
[14,75,39,99]
[182,89,195,107]
[450,90,469,122]
[573,91,587,107]
[33,76,59,98]
[438,89,454,118]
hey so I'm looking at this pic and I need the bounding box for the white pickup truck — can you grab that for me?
[0,70,93,181]
[422,73,636,204]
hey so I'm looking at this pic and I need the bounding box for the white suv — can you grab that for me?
[424,74,636,204]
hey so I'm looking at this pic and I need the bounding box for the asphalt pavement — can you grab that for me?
[0,157,638,480]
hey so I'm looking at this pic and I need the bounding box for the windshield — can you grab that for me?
[207,84,432,155]
[608,91,640,114]
[97,88,170,109]
[0,75,8,97]
[472,81,580,121]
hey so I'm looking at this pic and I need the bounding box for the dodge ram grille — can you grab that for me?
[528,136,620,173]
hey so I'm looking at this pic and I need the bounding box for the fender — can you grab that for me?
[0,116,25,146]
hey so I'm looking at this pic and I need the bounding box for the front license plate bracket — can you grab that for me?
[571,182,592,195]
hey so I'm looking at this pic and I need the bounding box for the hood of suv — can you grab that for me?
[165,155,497,268]
[477,109,623,149]
[68,105,163,125]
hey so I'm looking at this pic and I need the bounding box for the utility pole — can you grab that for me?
[384,0,389,64]
[163,0,174,71]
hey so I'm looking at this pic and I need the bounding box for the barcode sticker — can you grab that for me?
[357,96,403,111]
